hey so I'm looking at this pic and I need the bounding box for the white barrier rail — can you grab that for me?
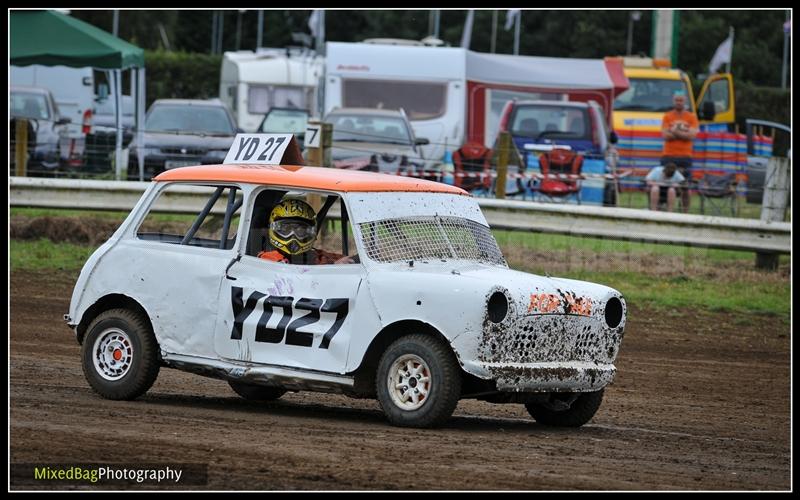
[9,177,791,254]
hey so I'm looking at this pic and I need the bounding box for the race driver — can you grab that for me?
[258,198,356,265]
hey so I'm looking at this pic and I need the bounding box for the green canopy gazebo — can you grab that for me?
[10,10,147,180]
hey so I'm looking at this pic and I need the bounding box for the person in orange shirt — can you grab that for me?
[661,91,699,213]
[257,198,356,265]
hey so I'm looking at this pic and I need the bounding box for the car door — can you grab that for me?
[213,192,365,374]
[697,73,735,125]
[120,182,243,359]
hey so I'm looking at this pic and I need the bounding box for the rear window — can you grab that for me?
[260,109,309,134]
[327,114,412,144]
[11,92,50,120]
[146,104,235,135]
[342,79,447,121]
[509,105,590,140]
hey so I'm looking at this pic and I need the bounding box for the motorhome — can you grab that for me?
[219,49,324,133]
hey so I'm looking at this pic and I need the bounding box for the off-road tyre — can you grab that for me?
[81,308,160,400]
[376,333,461,428]
[525,389,604,427]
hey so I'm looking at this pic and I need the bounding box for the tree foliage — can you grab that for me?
[69,9,789,87]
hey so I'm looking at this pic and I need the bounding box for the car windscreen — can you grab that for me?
[260,109,309,134]
[11,92,50,120]
[146,105,235,135]
[613,78,694,113]
[358,216,507,267]
[95,96,135,117]
[328,114,412,145]
[342,79,447,121]
[510,105,591,140]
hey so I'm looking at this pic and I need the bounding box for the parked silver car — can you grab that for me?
[128,99,239,180]
[10,85,71,173]
[325,107,430,174]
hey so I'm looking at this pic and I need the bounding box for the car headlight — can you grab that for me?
[130,147,159,158]
[487,291,508,324]
[206,149,228,161]
[604,297,623,328]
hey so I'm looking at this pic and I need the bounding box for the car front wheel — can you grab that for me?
[376,333,461,428]
[81,308,160,400]
[525,389,604,427]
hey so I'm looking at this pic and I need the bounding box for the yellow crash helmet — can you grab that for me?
[268,199,317,255]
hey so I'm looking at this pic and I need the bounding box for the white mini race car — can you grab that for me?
[66,135,626,428]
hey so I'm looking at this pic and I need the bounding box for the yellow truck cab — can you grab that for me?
[611,56,735,133]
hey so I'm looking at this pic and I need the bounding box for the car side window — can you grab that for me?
[245,188,358,264]
[137,184,243,250]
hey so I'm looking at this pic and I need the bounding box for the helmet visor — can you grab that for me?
[271,219,316,242]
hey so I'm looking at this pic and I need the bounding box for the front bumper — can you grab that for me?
[468,311,625,393]
[479,361,615,392]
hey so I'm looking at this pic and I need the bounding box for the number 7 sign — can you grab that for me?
[304,124,321,148]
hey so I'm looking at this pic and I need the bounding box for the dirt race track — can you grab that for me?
[10,270,791,491]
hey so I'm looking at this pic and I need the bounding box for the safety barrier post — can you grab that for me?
[756,156,790,270]
[305,121,332,168]
[495,131,511,199]
[15,119,28,177]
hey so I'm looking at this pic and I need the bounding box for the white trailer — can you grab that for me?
[220,49,324,133]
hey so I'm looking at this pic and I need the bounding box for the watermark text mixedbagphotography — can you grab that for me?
[12,463,207,486]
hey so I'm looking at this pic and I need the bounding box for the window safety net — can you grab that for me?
[359,216,507,266]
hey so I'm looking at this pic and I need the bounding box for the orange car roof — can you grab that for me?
[154,164,469,195]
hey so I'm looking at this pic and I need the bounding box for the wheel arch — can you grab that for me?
[348,319,463,397]
[76,294,154,345]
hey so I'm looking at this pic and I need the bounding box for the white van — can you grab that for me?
[219,49,324,133]
[11,64,95,166]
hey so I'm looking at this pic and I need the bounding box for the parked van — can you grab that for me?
[219,49,324,133]
[11,64,95,167]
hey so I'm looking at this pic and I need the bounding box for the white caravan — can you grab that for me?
[220,49,324,133]
[324,42,466,163]
[324,42,627,160]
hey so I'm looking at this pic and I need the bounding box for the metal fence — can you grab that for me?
[10,118,790,221]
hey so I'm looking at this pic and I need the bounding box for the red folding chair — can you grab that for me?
[453,142,493,192]
[537,149,583,204]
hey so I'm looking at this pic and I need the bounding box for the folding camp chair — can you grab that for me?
[536,148,583,204]
[698,172,738,216]
[453,142,493,193]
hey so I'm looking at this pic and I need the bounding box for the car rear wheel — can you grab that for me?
[376,333,461,428]
[228,380,287,401]
[525,389,604,427]
[81,308,160,400]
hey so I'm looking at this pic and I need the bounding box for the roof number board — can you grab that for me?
[224,134,294,165]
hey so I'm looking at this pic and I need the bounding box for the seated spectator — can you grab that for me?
[645,162,685,212]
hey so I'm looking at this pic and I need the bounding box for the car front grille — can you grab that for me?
[160,147,207,156]
[481,314,620,366]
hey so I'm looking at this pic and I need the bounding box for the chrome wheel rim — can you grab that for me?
[387,354,432,411]
[93,328,134,381]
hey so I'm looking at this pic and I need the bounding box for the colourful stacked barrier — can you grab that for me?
[615,128,772,191]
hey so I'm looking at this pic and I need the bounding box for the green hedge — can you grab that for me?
[144,50,222,107]
[734,82,791,156]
